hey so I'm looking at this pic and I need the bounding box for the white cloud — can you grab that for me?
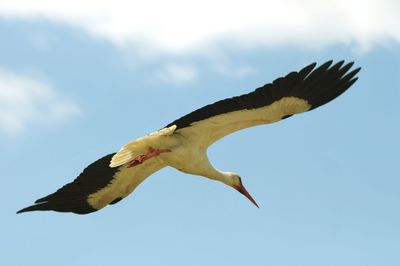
[215,65,254,79]
[155,63,198,85]
[0,0,399,54]
[0,69,80,135]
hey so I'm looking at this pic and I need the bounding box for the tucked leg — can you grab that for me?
[127,147,170,168]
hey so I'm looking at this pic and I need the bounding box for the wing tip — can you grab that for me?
[16,208,28,214]
[319,60,334,70]
[18,153,120,215]
[16,203,47,214]
[351,66,362,76]
[16,201,98,215]
[307,62,317,69]
[341,66,361,82]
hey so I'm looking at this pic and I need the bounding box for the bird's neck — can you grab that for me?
[203,167,233,186]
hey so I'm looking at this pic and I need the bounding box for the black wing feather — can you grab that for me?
[17,153,120,215]
[166,60,360,130]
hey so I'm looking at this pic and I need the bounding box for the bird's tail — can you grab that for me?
[110,125,176,167]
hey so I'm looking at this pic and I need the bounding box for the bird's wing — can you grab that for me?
[17,153,166,214]
[166,60,360,147]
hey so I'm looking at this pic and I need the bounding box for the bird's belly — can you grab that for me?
[159,146,207,175]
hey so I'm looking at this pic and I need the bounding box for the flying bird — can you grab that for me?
[17,60,360,214]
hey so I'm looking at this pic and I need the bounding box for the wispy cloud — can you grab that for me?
[155,63,198,85]
[0,0,399,54]
[0,69,80,135]
[211,62,255,79]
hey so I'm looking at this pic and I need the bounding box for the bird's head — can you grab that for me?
[227,172,259,208]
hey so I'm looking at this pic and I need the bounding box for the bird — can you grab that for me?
[17,60,360,215]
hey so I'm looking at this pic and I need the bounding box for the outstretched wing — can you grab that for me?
[17,154,166,214]
[166,60,360,147]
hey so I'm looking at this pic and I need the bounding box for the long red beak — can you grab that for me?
[234,183,259,208]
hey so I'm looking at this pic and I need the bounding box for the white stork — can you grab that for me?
[18,60,360,214]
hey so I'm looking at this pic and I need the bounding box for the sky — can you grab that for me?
[1,1,400,265]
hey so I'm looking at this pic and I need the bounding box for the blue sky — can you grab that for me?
[1,1,400,265]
